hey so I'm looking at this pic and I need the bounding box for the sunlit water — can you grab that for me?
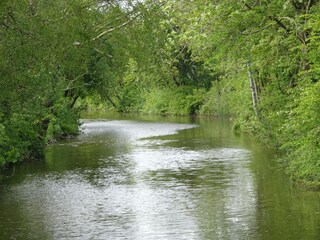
[1,114,320,240]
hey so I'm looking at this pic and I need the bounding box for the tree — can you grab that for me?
[0,0,107,165]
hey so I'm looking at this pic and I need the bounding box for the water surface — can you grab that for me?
[1,113,320,239]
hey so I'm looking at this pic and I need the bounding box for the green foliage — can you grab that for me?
[117,83,146,112]
[143,86,206,115]
[0,113,44,166]
[281,82,320,187]
[200,68,252,117]
[44,105,80,144]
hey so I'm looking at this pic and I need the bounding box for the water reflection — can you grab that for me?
[1,118,320,239]
[133,145,257,239]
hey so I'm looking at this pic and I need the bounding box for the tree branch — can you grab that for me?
[240,23,273,35]
[241,0,253,10]
[92,17,136,41]
[306,0,314,13]
[242,1,290,33]
[269,16,290,33]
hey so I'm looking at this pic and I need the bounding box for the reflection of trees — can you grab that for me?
[251,148,320,240]
[147,151,257,239]
[197,160,257,239]
[45,125,136,187]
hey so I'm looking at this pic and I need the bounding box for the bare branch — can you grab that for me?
[240,23,273,35]
[92,16,136,40]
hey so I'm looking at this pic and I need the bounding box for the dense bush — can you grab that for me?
[0,113,44,166]
[0,101,80,168]
[142,86,206,115]
[281,82,320,187]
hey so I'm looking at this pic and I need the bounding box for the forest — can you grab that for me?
[0,0,320,188]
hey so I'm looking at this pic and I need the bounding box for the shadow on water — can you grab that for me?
[0,113,320,239]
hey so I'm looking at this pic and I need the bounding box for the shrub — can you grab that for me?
[281,82,320,187]
[142,86,206,115]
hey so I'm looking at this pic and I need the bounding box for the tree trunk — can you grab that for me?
[105,95,117,109]
[70,95,79,109]
[246,60,259,118]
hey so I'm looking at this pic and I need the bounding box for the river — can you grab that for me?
[0,113,320,239]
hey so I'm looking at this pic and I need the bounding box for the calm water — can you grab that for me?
[1,113,320,240]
